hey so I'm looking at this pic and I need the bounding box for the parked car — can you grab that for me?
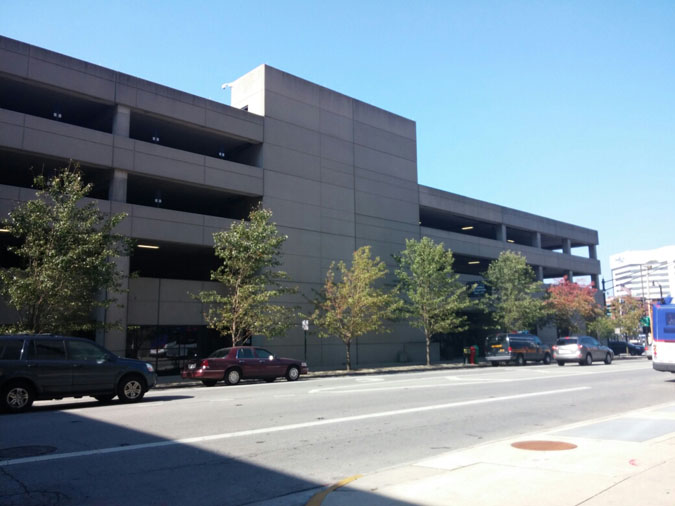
[0,335,157,413]
[607,340,645,356]
[485,333,552,366]
[182,346,308,386]
[552,336,614,366]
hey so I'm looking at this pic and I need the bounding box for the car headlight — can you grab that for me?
[145,363,155,373]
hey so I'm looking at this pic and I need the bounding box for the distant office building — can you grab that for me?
[610,246,675,301]
[0,36,601,367]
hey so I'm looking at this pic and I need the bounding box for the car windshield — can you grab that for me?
[556,338,578,346]
[208,348,231,358]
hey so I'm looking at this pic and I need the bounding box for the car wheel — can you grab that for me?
[286,365,300,381]
[542,353,552,365]
[117,375,146,403]
[557,361,565,366]
[604,353,613,365]
[516,354,525,366]
[94,395,115,403]
[225,368,241,385]
[1,381,35,413]
[583,353,593,366]
[201,379,217,387]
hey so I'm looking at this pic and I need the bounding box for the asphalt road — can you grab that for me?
[1,358,670,506]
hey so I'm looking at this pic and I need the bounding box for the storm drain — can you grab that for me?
[0,445,57,459]
[511,440,577,451]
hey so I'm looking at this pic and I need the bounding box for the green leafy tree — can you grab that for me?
[193,206,297,346]
[587,315,616,341]
[610,295,644,338]
[482,251,546,332]
[0,164,130,334]
[546,276,603,335]
[310,246,402,370]
[395,237,471,366]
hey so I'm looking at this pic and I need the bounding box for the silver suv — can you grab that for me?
[0,335,157,413]
[552,336,614,366]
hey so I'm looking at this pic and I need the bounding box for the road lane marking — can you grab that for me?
[0,386,589,467]
[306,474,363,506]
[308,364,650,394]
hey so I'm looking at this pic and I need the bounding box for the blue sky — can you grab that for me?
[2,1,673,287]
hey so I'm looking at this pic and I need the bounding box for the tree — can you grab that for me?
[609,295,644,338]
[546,276,602,335]
[395,237,471,366]
[310,246,402,370]
[587,315,616,341]
[482,251,546,332]
[0,164,130,334]
[193,206,297,346]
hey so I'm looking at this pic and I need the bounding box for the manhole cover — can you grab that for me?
[0,445,57,459]
[511,440,577,451]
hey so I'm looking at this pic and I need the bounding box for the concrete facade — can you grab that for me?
[609,246,674,301]
[0,36,601,368]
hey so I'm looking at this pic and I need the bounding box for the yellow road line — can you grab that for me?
[306,474,363,506]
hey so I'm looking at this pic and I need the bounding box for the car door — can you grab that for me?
[26,338,72,395]
[235,347,259,378]
[254,348,285,377]
[67,340,119,393]
[583,336,601,360]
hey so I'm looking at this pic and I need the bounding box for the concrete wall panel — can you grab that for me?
[263,144,321,181]
[265,117,321,157]
[320,134,354,165]
[354,144,417,182]
[320,109,353,141]
[264,90,320,130]
[355,121,417,162]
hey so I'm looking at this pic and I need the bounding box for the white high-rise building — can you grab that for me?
[610,246,675,301]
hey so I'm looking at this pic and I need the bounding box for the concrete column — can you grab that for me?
[101,255,130,355]
[108,169,128,202]
[591,273,600,289]
[589,244,597,260]
[113,105,131,137]
[563,239,571,255]
[537,266,544,281]
[567,270,574,281]
[496,224,507,242]
[533,232,541,248]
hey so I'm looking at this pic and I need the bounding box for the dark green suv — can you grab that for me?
[0,335,157,413]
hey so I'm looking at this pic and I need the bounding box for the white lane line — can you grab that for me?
[0,386,589,467]
[308,363,650,394]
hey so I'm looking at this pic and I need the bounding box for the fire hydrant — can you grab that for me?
[469,345,476,365]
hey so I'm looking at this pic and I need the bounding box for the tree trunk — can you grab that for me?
[345,340,352,371]
[425,331,431,366]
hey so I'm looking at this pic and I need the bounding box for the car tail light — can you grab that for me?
[508,346,512,352]
[201,359,210,369]
[578,344,582,350]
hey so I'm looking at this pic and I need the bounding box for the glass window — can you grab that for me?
[208,348,231,358]
[0,339,24,360]
[31,339,66,360]
[255,348,273,359]
[67,340,108,361]
[237,348,254,359]
[556,338,577,345]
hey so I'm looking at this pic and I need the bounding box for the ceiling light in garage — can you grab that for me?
[137,244,160,250]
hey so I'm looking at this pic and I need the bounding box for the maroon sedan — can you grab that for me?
[181,346,308,386]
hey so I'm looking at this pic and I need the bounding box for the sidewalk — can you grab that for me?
[316,401,675,506]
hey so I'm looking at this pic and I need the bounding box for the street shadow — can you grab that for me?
[1,403,417,506]
[25,395,194,413]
